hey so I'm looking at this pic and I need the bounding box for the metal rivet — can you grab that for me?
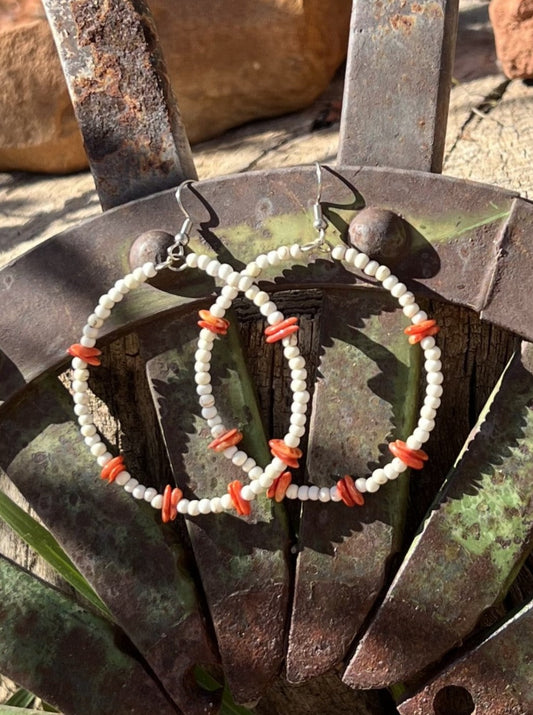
[348,208,411,265]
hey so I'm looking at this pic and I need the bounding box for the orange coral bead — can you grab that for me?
[343,475,365,506]
[267,471,292,502]
[389,440,428,470]
[208,428,243,452]
[408,326,440,345]
[228,480,251,516]
[264,317,299,344]
[336,478,355,507]
[269,439,302,468]
[162,485,183,523]
[67,343,102,366]
[100,455,125,482]
[198,310,230,335]
[404,320,440,345]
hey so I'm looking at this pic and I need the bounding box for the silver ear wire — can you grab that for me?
[174,178,195,240]
[312,162,328,242]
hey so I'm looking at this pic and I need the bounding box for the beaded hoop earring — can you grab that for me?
[68,167,442,521]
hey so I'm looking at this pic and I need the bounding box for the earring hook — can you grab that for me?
[175,178,195,221]
[156,178,196,271]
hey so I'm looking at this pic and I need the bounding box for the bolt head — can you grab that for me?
[348,208,410,265]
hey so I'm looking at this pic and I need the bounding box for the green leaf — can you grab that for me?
[0,708,48,714]
[4,688,35,707]
[194,668,253,715]
[0,490,112,621]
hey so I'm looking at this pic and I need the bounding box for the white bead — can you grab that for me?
[194,360,208,373]
[291,368,307,382]
[354,253,370,270]
[142,262,157,278]
[196,384,212,395]
[223,445,238,459]
[289,356,305,370]
[420,405,436,420]
[284,346,300,359]
[253,291,269,307]
[207,416,222,428]
[211,424,226,438]
[185,253,199,267]
[144,487,157,502]
[87,314,104,328]
[123,274,140,289]
[413,427,430,443]
[391,457,408,473]
[308,485,320,500]
[391,282,407,298]
[384,464,400,480]
[151,494,164,510]
[355,477,367,493]
[345,247,358,264]
[71,357,87,370]
[260,301,277,317]
[297,485,309,501]
[426,384,443,399]
[74,404,89,415]
[188,501,200,516]
[72,380,88,392]
[210,497,224,513]
[249,480,264,495]
[98,294,115,310]
[201,406,218,420]
[209,304,225,318]
[427,371,444,385]
[425,360,442,373]
[418,418,435,432]
[403,303,420,319]
[363,260,379,277]
[286,484,299,499]
[277,245,290,260]
[397,292,415,307]
[82,325,98,338]
[365,477,381,493]
[284,434,300,448]
[242,458,256,473]
[288,424,305,438]
[90,442,106,457]
[205,260,221,277]
[198,498,212,514]
[331,245,346,261]
[240,485,255,502]
[372,468,388,485]
[227,271,241,287]
[74,393,89,404]
[115,471,131,486]
[132,485,146,500]
[383,274,399,291]
[406,435,422,450]
[267,311,284,325]
[107,288,124,303]
[220,285,237,300]
[290,243,303,258]
[255,254,269,269]
[248,466,263,480]
[97,452,112,466]
[290,412,307,427]
[197,254,211,270]
[199,394,215,407]
[420,336,436,350]
[424,346,441,361]
[259,473,274,489]
[267,250,281,266]
[195,372,210,385]
[245,285,260,300]
[94,305,111,319]
[243,261,261,277]
[232,451,248,467]
[294,390,310,404]
[424,395,441,409]
[330,485,342,502]
[84,434,100,447]
[238,275,254,292]
[132,267,146,283]
[375,265,391,281]
[80,336,96,348]
[80,424,96,437]
[412,311,428,324]
[195,348,211,363]
[291,402,307,414]
[73,368,90,381]
[177,499,190,514]
[318,487,331,502]
[290,380,307,393]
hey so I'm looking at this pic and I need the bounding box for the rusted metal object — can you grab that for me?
[344,341,533,689]
[142,313,290,704]
[0,166,522,414]
[398,599,533,715]
[286,289,417,682]
[348,208,411,266]
[0,554,180,715]
[41,0,196,210]
[338,0,459,172]
[0,376,219,715]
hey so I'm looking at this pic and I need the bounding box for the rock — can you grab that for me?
[0,0,351,174]
[489,0,533,79]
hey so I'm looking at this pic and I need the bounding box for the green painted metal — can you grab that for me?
[143,311,290,705]
[344,342,533,688]
[286,289,419,682]
[0,377,218,715]
[0,555,178,715]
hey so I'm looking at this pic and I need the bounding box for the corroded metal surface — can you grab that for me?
[0,555,179,715]
[41,0,196,210]
[338,0,459,171]
[142,313,290,704]
[0,377,218,715]
[398,599,533,715]
[286,290,416,682]
[0,166,522,413]
[344,341,533,688]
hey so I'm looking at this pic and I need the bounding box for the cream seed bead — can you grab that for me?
[81,424,96,437]
[259,473,275,489]
[413,428,430,443]
[267,311,285,325]
[294,390,310,404]
[199,394,215,407]
[142,262,157,278]
[249,466,263,480]
[115,471,131,486]
[74,393,89,404]
[365,477,381,493]
[195,372,210,385]
[211,424,226,438]
[99,294,115,310]
[94,305,111,319]
[375,265,391,281]
[284,346,300,359]
[177,499,190,514]
[250,481,264,496]
[288,424,305,437]
[425,395,441,409]
[243,262,261,277]
[108,288,124,303]
[237,275,254,292]
[412,311,428,324]
[284,434,300,448]
[221,284,238,299]
[354,252,370,270]
[383,274,399,291]
[398,292,416,306]
[345,247,358,263]
[87,314,104,328]
[255,254,269,269]
[223,445,238,459]
[403,303,420,319]
[72,380,88,392]
[298,485,309,501]
[292,402,307,414]
[245,285,260,300]
[188,501,200,517]
[114,279,129,294]
[384,464,400,480]
[84,435,99,447]
[427,372,444,385]
[267,250,281,265]
[207,416,222,428]
[205,260,221,276]
[426,384,443,399]
[254,291,269,306]
[227,272,241,287]
[289,355,305,370]
[194,361,209,373]
[195,349,211,363]
[308,486,320,500]
[331,245,346,260]
[418,418,435,433]
[391,282,407,298]
[144,487,158,502]
[133,267,147,283]
[186,253,199,267]
[240,485,255,502]
[291,379,307,392]
[123,274,140,289]
[260,301,277,317]
[425,360,442,373]
[420,405,436,420]
[372,468,388,485]
[420,336,436,350]
[73,368,90,381]
[90,442,107,457]
[197,255,211,270]
[319,487,331,502]
[406,436,423,451]
[83,325,99,339]
[196,384,212,395]
[330,486,342,502]
[424,346,441,361]
[151,494,164,510]
[355,477,367,493]
[201,406,218,420]
[199,498,212,514]
[218,263,234,280]
[277,246,290,260]
[124,478,139,493]
[271,457,286,472]
[77,414,92,427]
[242,457,257,473]
[80,336,97,348]
[391,457,408,473]
[290,243,303,259]
[210,497,224,513]
[286,484,299,499]
[291,369,307,381]
[232,451,248,467]
[71,357,87,370]
[209,304,225,319]
[363,260,380,276]
[74,404,89,415]
[97,453,113,467]
[132,485,146,500]
[290,413,307,426]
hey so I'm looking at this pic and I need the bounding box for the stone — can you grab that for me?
[489,0,533,79]
[0,0,351,173]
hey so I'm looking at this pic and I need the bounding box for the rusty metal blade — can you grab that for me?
[338,0,459,172]
[344,341,533,688]
[41,0,196,209]
[142,312,291,705]
[286,289,418,682]
[0,554,179,715]
[398,599,533,715]
[0,167,519,413]
[0,376,219,715]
